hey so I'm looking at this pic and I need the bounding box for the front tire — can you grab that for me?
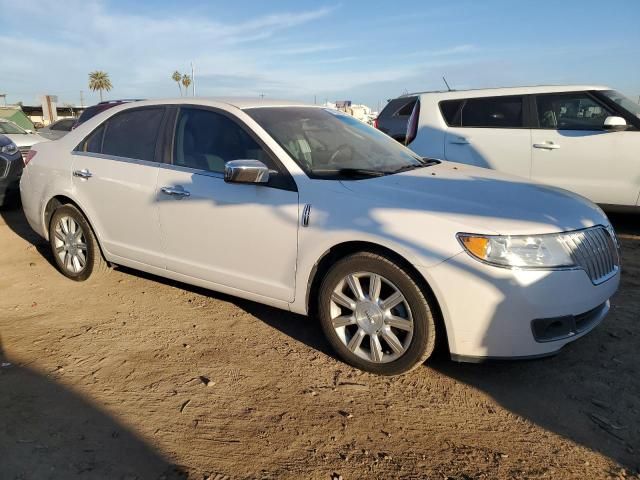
[318,252,436,375]
[49,204,109,281]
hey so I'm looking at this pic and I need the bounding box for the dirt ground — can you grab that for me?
[1,201,638,480]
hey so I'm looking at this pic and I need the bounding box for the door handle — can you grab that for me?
[73,169,93,179]
[161,186,191,197]
[533,142,561,150]
[449,136,469,145]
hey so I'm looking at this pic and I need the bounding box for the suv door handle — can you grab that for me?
[73,169,93,179]
[161,186,191,197]
[449,136,469,145]
[533,142,561,150]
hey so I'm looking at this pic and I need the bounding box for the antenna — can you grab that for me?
[442,76,452,91]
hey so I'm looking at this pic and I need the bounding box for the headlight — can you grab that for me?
[0,142,18,156]
[457,232,575,268]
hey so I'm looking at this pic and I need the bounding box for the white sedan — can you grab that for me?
[19,98,620,375]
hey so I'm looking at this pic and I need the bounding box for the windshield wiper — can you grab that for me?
[391,159,440,174]
[312,168,387,178]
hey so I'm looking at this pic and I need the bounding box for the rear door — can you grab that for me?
[71,106,166,267]
[530,91,637,206]
[443,95,532,178]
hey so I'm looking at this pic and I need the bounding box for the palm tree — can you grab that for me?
[181,74,192,96]
[88,71,112,102]
[172,70,182,96]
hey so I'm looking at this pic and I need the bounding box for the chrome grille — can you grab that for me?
[561,227,619,284]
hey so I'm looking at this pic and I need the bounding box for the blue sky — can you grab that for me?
[1,0,639,110]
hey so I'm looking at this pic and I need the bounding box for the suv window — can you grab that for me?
[173,108,272,173]
[457,96,524,128]
[379,97,418,120]
[536,93,613,130]
[439,100,463,126]
[100,108,164,161]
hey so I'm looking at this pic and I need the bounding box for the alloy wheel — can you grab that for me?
[53,216,88,274]
[330,271,414,363]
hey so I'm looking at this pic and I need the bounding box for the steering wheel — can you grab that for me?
[328,144,354,166]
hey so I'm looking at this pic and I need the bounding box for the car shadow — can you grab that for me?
[0,335,187,479]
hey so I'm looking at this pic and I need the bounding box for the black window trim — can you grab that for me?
[438,94,530,129]
[166,104,298,192]
[531,90,622,131]
[73,105,169,166]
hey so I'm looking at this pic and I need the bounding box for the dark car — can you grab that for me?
[72,99,143,129]
[374,95,419,143]
[37,117,77,140]
[0,134,24,206]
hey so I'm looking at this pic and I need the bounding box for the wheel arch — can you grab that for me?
[44,195,109,262]
[305,240,449,353]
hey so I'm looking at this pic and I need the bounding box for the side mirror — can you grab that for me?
[603,116,628,131]
[224,159,270,184]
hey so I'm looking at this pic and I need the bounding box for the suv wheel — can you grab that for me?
[318,252,436,375]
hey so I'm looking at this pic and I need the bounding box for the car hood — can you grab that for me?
[339,161,609,236]
[3,133,48,148]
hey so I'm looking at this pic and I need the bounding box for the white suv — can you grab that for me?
[376,86,640,209]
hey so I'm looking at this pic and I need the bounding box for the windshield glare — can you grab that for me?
[245,107,424,179]
[0,121,27,135]
[601,90,640,118]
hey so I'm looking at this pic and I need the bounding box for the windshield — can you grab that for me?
[0,121,27,135]
[245,107,427,179]
[601,90,640,118]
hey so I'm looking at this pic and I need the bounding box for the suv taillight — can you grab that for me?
[24,149,37,166]
[373,117,379,130]
[405,101,420,146]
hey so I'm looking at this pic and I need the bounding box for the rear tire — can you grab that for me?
[318,252,436,375]
[49,204,109,281]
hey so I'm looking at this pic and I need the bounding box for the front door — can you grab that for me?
[531,92,638,206]
[157,106,299,302]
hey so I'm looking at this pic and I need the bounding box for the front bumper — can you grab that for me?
[418,251,620,360]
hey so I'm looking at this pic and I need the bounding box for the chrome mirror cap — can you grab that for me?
[603,116,628,131]
[224,159,270,184]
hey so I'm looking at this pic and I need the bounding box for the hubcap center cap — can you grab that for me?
[355,301,384,334]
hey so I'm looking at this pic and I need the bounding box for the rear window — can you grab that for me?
[78,108,164,162]
[443,96,524,128]
[439,100,463,125]
[102,108,164,161]
[379,97,418,119]
[462,96,523,128]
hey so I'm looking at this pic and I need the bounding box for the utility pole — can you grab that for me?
[314,95,317,105]
[191,62,195,96]
[259,93,265,100]
[80,90,84,108]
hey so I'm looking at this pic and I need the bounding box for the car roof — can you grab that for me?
[400,84,611,100]
[108,97,313,111]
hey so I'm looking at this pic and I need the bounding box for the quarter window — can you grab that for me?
[173,108,272,173]
[457,96,524,128]
[101,108,164,161]
[536,93,613,130]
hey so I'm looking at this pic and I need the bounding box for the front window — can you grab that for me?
[536,93,613,130]
[600,90,640,119]
[245,107,427,179]
[0,121,27,135]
